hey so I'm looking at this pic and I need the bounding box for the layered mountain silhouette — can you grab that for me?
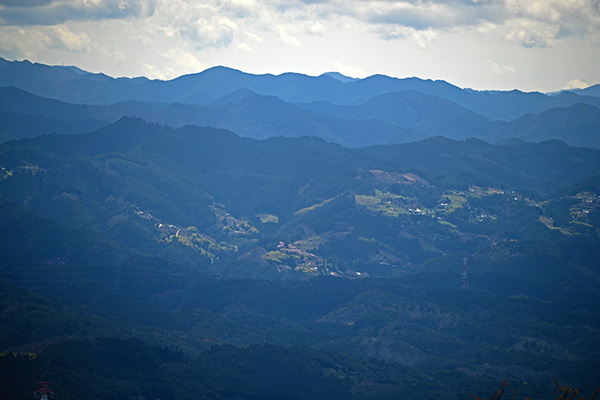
[2,56,599,120]
[2,67,600,148]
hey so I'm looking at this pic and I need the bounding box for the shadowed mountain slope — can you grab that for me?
[485,103,600,148]
[6,85,600,149]
[2,117,600,279]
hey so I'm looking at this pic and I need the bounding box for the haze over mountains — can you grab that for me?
[1,58,600,399]
[2,57,600,148]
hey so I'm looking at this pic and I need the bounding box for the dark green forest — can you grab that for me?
[1,118,599,399]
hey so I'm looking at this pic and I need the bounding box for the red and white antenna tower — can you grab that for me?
[460,252,469,289]
[34,381,53,400]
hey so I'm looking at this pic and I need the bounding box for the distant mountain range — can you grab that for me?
[2,57,597,121]
[0,56,600,116]
[2,57,600,149]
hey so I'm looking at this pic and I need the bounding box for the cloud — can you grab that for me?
[193,17,237,48]
[0,0,156,26]
[1,0,599,52]
[291,0,600,48]
[0,0,55,6]
[484,60,517,76]
[142,47,207,80]
[277,25,301,46]
[355,1,463,30]
[502,19,559,47]
[562,79,589,90]
[50,24,91,51]
[144,1,245,49]
[0,23,92,55]
[333,62,366,79]
[373,25,437,49]
[0,27,47,57]
[308,21,323,34]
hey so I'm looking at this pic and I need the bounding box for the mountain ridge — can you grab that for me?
[4,85,600,149]
[2,56,599,122]
[3,116,600,276]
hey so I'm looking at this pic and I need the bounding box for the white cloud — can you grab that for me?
[334,62,366,79]
[236,42,253,51]
[289,0,600,48]
[501,18,560,47]
[0,23,93,55]
[164,47,206,72]
[0,0,156,25]
[143,1,249,50]
[244,31,263,43]
[1,0,599,51]
[308,21,323,34]
[192,17,237,48]
[51,24,90,51]
[0,0,55,6]
[277,25,301,46]
[563,79,589,90]
[374,25,437,49]
[0,27,49,57]
[141,47,207,80]
[140,62,164,79]
[484,60,517,76]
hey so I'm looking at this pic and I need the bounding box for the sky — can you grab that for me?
[0,0,599,93]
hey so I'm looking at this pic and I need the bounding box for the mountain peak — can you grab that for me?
[320,72,358,83]
[203,65,244,74]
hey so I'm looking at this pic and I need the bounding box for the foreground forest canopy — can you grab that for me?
[0,59,599,399]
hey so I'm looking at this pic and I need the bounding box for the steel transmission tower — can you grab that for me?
[460,253,469,289]
[34,382,53,400]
